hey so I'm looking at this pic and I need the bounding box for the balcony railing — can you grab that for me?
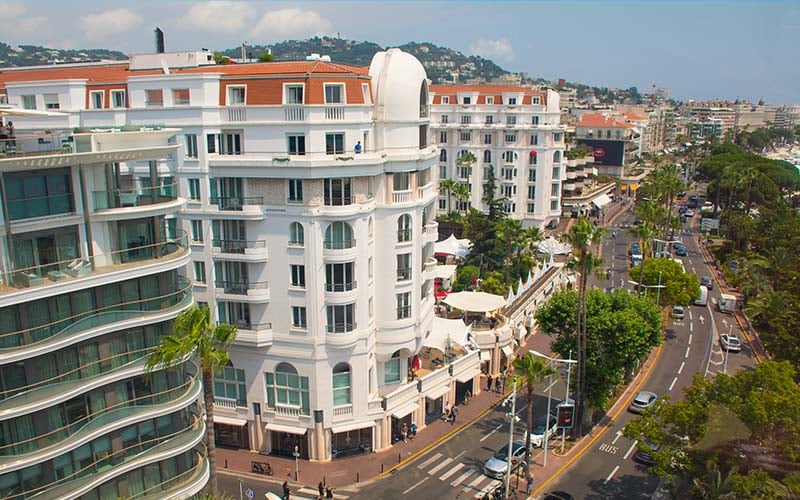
[227,107,247,122]
[211,239,266,254]
[214,280,268,295]
[0,131,72,159]
[323,196,354,206]
[423,258,437,274]
[396,268,412,281]
[397,229,412,242]
[325,281,356,292]
[327,322,356,334]
[325,106,345,120]
[323,239,356,250]
[92,182,178,211]
[2,231,189,292]
[213,396,243,409]
[5,192,74,221]
[396,306,411,319]
[393,190,413,203]
[285,106,305,121]
[209,196,264,210]
[228,321,272,331]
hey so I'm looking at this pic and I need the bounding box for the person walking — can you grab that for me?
[487,375,493,392]
[325,485,334,499]
[318,481,325,497]
[282,481,291,500]
[401,423,408,443]
[526,474,534,494]
[450,404,459,425]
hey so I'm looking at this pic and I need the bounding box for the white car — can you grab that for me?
[720,334,742,352]
[525,413,559,448]
[671,305,685,320]
[629,390,658,413]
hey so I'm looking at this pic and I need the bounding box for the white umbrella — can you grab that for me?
[443,291,506,312]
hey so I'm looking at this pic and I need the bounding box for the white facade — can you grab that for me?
[430,86,567,228]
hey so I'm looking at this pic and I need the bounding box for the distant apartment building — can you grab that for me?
[0,48,489,469]
[429,85,566,228]
[775,105,800,128]
[574,112,643,176]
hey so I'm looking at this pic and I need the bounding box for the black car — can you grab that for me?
[544,492,574,500]
[700,277,714,290]
[633,441,660,467]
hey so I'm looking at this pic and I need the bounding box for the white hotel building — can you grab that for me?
[429,85,567,228]
[0,48,484,468]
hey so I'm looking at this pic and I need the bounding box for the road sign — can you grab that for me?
[245,488,254,499]
[701,218,719,232]
[557,403,574,429]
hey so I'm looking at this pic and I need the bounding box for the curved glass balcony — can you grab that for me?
[92,182,178,211]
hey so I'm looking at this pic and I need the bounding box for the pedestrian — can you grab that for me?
[526,474,534,494]
[410,422,417,439]
[354,141,362,154]
[282,481,290,500]
[325,485,334,499]
[6,121,14,147]
[443,400,452,420]
[318,481,324,497]
[401,422,408,443]
[487,375,493,392]
[450,405,459,425]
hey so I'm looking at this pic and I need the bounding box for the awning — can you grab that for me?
[592,193,612,208]
[500,344,514,358]
[391,402,419,419]
[425,385,451,401]
[265,423,308,435]
[331,421,376,434]
[214,415,248,427]
[443,291,506,312]
[425,317,471,352]
[434,264,458,280]
[455,367,482,383]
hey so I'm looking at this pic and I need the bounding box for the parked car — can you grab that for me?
[674,245,687,257]
[701,277,714,290]
[671,305,685,320]
[483,441,527,479]
[633,441,661,467]
[720,334,742,352]
[544,492,575,500]
[678,205,688,214]
[684,209,695,217]
[525,413,559,448]
[629,390,658,413]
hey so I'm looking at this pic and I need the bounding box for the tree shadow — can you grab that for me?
[584,471,659,500]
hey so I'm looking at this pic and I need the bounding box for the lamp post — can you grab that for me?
[505,377,517,500]
[529,350,577,458]
[627,278,665,304]
[723,323,732,374]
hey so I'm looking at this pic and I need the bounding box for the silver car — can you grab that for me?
[720,334,742,352]
[483,441,527,479]
[671,305,685,320]
[629,390,658,414]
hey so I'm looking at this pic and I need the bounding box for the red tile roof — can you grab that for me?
[577,112,633,128]
[623,112,648,121]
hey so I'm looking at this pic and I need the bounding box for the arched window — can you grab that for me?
[529,151,538,165]
[213,361,246,407]
[397,214,412,242]
[553,150,561,163]
[419,81,429,118]
[483,150,492,164]
[384,352,401,384]
[440,149,447,162]
[265,363,310,414]
[503,151,518,164]
[332,363,351,405]
[289,222,304,246]
[325,221,354,249]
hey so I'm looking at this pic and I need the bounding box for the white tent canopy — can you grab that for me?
[0,106,67,117]
[443,291,506,312]
[592,193,612,208]
[435,234,472,258]
[425,317,472,352]
[434,264,458,280]
[537,236,572,256]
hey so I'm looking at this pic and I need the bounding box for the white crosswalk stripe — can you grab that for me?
[295,487,349,499]
[450,467,477,487]
[417,452,442,469]
[438,462,465,481]
[427,457,454,475]
[464,472,491,493]
[475,478,502,498]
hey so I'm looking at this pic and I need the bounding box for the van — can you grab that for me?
[694,285,708,306]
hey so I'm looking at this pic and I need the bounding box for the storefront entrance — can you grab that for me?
[425,396,443,424]
[331,427,372,459]
[455,380,474,406]
[270,431,309,459]
[214,423,249,449]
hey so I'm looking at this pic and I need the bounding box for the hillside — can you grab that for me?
[0,42,126,67]
[220,36,516,84]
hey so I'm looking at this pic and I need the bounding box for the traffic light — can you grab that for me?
[557,404,574,429]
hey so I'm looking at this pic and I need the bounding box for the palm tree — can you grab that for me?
[692,460,737,499]
[563,217,605,436]
[517,226,544,261]
[439,178,457,214]
[763,246,790,290]
[146,305,238,493]
[744,290,794,331]
[630,221,658,296]
[456,150,477,176]
[452,182,470,213]
[511,354,557,471]
[496,218,523,284]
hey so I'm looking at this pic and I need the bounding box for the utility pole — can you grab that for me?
[505,378,517,499]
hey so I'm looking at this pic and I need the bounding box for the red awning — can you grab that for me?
[412,355,421,370]
[435,291,449,298]
[529,151,537,157]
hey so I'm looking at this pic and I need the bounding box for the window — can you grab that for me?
[502,151,518,163]
[324,178,352,206]
[287,134,306,155]
[530,134,539,145]
[369,297,374,318]
[551,199,560,210]
[551,183,560,196]
[90,91,103,109]
[207,131,242,155]
[440,114,449,124]
[188,178,200,201]
[324,221,354,249]
[529,152,538,165]
[507,97,517,105]
[324,84,344,104]
[532,116,540,125]
[289,222,304,246]
[397,253,411,281]
[393,172,410,192]
[397,292,411,319]
[503,202,516,213]
[553,150,562,163]
[214,365,246,407]
[332,363,351,405]
[460,115,471,125]
[326,262,354,292]
[505,133,516,143]
[439,165,447,179]
[288,179,303,202]
[462,96,471,104]
[607,130,612,139]
[506,116,517,125]
[285,85,304,104]
[21,95,36,109]
[484,133,492,145]
[553,132,563,142]
[439,149,447,162]
[291,307,307,329]
[265,364,309,415]
[290,265,305,288]
[441,96,450,104]
[368,217,374,239]
[528,168,536,182]
[368,257,373,279]
[227,86,245,105]
[193,261,206,283]
[528,185,536,199]
[190,220,203,243]
[327,304,354,333]
[486,96,494,105]
[325,133,344,155]
[397,214,412,242]
[362,83,371,104]
[439,132,448,144]
[502,185,515,198]
[172,88,190,106]
[111,90,126,108]
[185,134,198,158]
[552,167,561,178]
[502,168,516,180]
[460,131,471,142]
[485,115,494,124]
[385,352,401,384]
[145,89,163,107]
[528,203,536,214]
[439,199,446,210]
[483,150,492,164]
[458,165,470,179]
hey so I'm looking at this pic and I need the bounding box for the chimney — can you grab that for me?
[154,28,165,54]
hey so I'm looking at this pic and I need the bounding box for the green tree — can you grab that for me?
[452,182,470,213]
[439,178,457,214]
[630,257,700,306]
[510,354,556,470]
[146,305,238,493]
[478,272,507,295]
[257,52,274,62]
[496,218,523,284]
[692,460,737,500]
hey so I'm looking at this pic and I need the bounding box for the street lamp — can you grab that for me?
[723,323,732,374]
[504,378,517,500]
[628,272,665,304]
[529,350,578,460]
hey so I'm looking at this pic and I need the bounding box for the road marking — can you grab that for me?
[611,430,622,444]
[476,479,501,498]
[604,465,621,484]
[417,453,442,469]
[690,322,693,332]
[685,346,690,358]
[428,457,454,475]
[453,450,466,461]
[451,468,476,487]
[689,333,693,343]
[678,361,685,374]
[669,377,678,391]
[699,315,705,325]
[623,440,638,460]
[598,443,619,454]
[403,477,429,495]
[439,462,465,481]
[689,310,693,321]
[480,425,502,442]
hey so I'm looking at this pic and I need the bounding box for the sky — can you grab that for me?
[2,1,799,104]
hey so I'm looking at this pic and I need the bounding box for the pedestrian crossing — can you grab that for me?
[292,487,349,499]
[414,452,505,498]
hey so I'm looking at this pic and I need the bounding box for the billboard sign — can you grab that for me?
[577,139,625,166]
[557,403,575,429]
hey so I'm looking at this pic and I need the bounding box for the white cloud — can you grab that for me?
[469,38,515,62]
[185,1,253,34]
[249,8,332,40]
[82,9,143,41]
[0,2,48,38]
